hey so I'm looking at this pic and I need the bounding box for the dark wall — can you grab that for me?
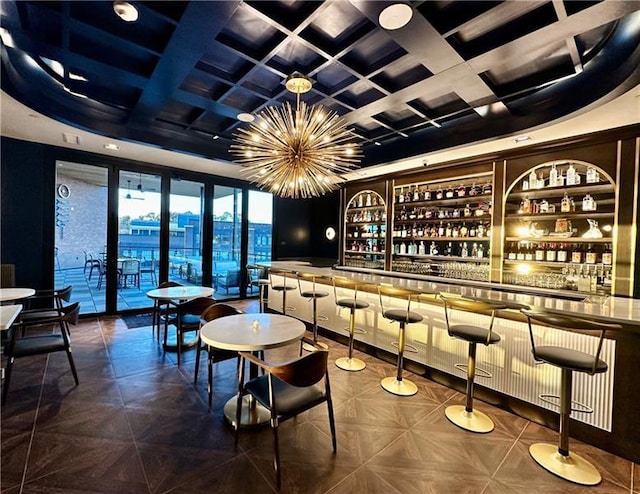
[1,138,54,289]
[273,193,340,263]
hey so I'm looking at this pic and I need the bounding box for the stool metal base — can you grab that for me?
[529,442,601,486]
[445,405,494,433]
[381,376,417,396]
[335,356,366,372]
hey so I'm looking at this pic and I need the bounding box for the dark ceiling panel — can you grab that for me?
[1,0,638,170]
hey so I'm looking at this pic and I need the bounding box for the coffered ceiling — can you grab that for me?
[2,1,640,174]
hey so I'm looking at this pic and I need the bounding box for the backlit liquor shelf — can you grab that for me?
[339,159,627,296]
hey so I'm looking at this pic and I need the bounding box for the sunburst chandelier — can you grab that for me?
[230,72,362,198]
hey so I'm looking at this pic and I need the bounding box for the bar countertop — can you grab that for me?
[259,261,640,329]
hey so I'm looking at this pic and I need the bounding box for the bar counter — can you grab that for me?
[259,260,640,462]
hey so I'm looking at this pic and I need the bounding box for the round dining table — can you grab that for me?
[200,313,306,428]
[146,285,215,351]
[0,288,36,302]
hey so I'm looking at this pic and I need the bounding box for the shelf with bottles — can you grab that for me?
[504,240,613,264]
[392,258,490,281]
[393,220,491,241]
[394,203,492,224]
[395,178,493,207]
[393,238,490,260]
[344,190,387,270]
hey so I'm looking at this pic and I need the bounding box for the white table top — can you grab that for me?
[200,313,306,351]
[0,288,35,302]
[0,304,22,330]
[146,286,214,301]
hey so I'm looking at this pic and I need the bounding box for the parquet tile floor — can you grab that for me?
[2,300,638,493]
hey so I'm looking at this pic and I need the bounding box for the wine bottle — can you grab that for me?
[398,187,404,203]
[585,244,597,264]
[535,244,545,261]
[571,244,582,263]
[546,243,557,262]
[602,244,613,266]
[557,243,568,262]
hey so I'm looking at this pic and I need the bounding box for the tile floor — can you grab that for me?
[1,300,638,493]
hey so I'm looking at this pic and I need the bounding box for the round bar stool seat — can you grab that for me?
[441,295,508,433]
[269,268,296,315]
[378,284,424,396]
[522,309,620,486]
[333,277,371,371]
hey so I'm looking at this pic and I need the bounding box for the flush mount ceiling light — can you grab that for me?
[379,3,413,30]
[104,143,120,150]
[113,1,138,22]
[514,135,533,143]
[237,112,255,123]
[230,72,361,199]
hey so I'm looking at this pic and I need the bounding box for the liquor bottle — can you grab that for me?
[549,163,558,187]
[417,224,424,237]
[507,242,517,260]
[411,223,418,237]
[429,241,438,255]
[394,243,400,255]
[398,187,404,203]
[445,242,453,256]
[460,223,477,237]
[482,182,492,195]
[436,186,443,200]
[372,194,378,206]
[585,244,597,264]
[582,194,596,211]
[602,244,613,266]
[423,186,431,200]
[469,183,480,196]
[476,223,485,237]
[586,166,600,184]
[401,224,407,238]
[477,243,484,258]
[413,185,420,202]
[446,186,454,198]
[457,184,466,197]
[461,242,469,258]
[417,207,425,219]
[516,242,525,261]
[566,164,576,185]
[571,244,583,263]
[438,221,445,237]
[405,189,412,203]
[408,208,417,220]
[561,193,571,213]
[464,204,472,217]
[524,242,534,261]
[418,241,426,255]
[528,169,538,189]
[399,242,407,255]
[557,243,568,262]
[546,243,557,262]
[452,225,460,238]
[445,223,452,237]
[460,222,468,237]
[535,244,545,261]
[471,243,478,258]
[366,193,372,207]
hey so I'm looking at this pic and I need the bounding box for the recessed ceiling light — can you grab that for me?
[514,135,532,143]
[212,135,219,140]
[104,143,120,150]
[379,3,413,30]
[374,141,381,146]
[237,113,255,123]
[113,1,138,22]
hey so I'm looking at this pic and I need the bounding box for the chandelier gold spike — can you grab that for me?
[230,72,362,198]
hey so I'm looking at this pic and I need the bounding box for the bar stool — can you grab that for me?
[332,276,370,371]
[378,284,423,396]
[269,268,296,315]
[522,309,620,485]
[440,295,508,433]
[296,272,329,351]
[247,264,270,313]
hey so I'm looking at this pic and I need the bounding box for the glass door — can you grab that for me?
[169,178,205,286]
[212,186,242,300]
[247,190,273,297]
[117,171,161,311]
[54,161,108,314]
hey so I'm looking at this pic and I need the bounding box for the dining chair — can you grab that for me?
[194,303,244,408]
[234,341,336,488]
[3,302,81,404]
[21,285,73,335]
[151,281,182,340]
[139,258,157,285]
[83,252,101,280]
[120,259,141,288]
[167,296,217,365]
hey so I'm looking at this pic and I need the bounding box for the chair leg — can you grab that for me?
[445,342,494,433]
[272,417,281,489]
[176,325,182,365]
[336,308,365,371]
[208,352,214,409]
[1,356,14,405]
[194,338,202,384]
[66,348,80,385]
[529,368,602,485]
[381,322,417,396]
[234,356,246,446]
